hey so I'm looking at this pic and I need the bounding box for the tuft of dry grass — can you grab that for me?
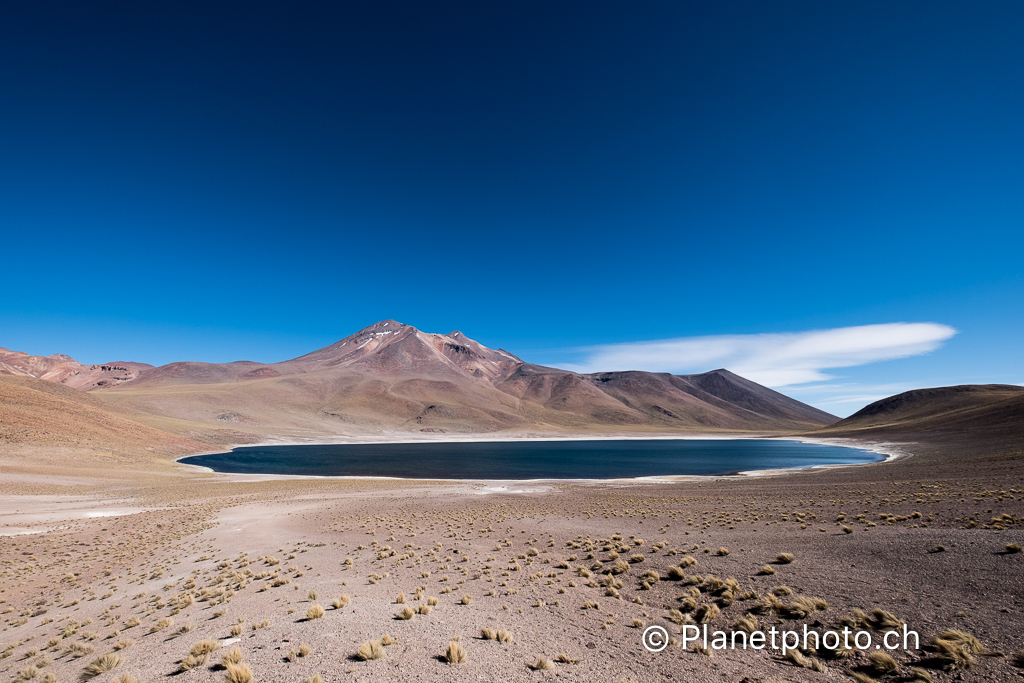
[1006,543,1023,554]
[556,652,580,664]
[113,639,134,651]
[332,595,351,609]
[931,638,974,670]
[356,640,384,661]
[869,609,901,632]
[171,623,195,638]
[936,629,994,655]
[783,649,809,668]
[481,628,496,640]
[868,650,897,673]
[149,617,173,634]
[306,605,325,620]
[15,666,39,682]
[397,606,415,620]
[224,662,253,683]
[444,640,468,665]
[715,547,729,556]
[775,553,795,564]
[694,604,720,623]
[461,594,472,605]
[80,653,123,681]
[497,630,513,644]
[732,614,759,634]
[220,648,244,667]
[177,654,208,672]
[530,656,555,670]
[191,640,220,657]
[909,667,933,682]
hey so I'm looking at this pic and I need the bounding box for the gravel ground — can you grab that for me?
[1,435,1023,683]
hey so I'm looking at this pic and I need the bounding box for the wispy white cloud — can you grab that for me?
[557,323,957,388]
[783,382,921,406]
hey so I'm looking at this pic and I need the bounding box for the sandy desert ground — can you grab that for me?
[1,426,1023,683]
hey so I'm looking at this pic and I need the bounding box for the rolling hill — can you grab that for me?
[0,375,204,458]
[810,384,1024,440]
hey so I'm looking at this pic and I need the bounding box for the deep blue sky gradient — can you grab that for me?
[1,2,1021,415]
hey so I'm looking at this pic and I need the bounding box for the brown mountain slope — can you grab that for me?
[0,375,204,458]
[810,384,1024,440]
[86,320,837,438]
[0,345,151,390]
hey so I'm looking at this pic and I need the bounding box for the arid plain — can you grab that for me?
[2,324,1023,683]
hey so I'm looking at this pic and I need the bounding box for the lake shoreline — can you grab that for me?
[175,435,890,483]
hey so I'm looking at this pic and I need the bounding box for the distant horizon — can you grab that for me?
[5,316,1020,418]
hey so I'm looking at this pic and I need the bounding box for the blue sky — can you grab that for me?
[1,1,1021,416]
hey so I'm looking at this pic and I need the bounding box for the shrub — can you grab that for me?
[224,662,253,683]
[80,653,123,681]
[178,654,208,672]
[191,640,220,657]
[306,605,325,620]
[356,640,384,661]
[530,656,555,670]
[695,604,720,623]
[444,640,467,665]
[869,650,897,673]
[149,618,172,633]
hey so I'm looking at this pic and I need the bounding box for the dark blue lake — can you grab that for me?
[179,439,882,480]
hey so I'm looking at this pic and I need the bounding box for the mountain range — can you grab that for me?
[0,320,837,440]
